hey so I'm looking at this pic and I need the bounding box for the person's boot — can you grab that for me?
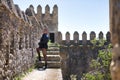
[38,56,41,61]
[45,63,47,68]
[43,63,47,70]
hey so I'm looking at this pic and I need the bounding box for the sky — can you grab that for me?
[13,0,109,40]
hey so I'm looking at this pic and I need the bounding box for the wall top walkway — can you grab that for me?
[22,69,63,80]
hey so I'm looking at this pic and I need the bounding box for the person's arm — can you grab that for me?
[40,34,49,44]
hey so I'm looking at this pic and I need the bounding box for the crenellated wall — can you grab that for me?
[36,4,58,43]
[25,3,58,43]
[0,0,117,80]
[58,31,111,45]
[0,0,57,79]
[60,45,100,80]
[59,31,111,80]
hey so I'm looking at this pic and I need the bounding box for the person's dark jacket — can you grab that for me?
[38,33,49,49]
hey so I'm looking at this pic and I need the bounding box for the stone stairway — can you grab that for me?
[36,44,61,68]
[22,44,63,80]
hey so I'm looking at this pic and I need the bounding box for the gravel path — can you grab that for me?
[22,69,63,80]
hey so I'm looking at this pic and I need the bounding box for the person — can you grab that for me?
[36,28,49,69]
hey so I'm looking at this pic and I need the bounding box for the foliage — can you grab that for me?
[90,38,97,46]
[90,59,101,69]
[90,38,106,48]
[70,74,77,80]
[81,44,112,80]
[98,38,106,47]
[48,39,52,45]
[98,49,112,68]
[48,40,60,47]
[82,72,104,80]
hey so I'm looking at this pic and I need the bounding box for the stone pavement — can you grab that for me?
[22,69,63,80]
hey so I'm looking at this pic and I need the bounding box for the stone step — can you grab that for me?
[48,45,60,51]
[47,48,60,51]
[47,50,59,53]
[48,43,60,47]
[47,51,60,55]
[39,50,59,55]
[41,55,61,61]
[36,61,61,68]
[48,46,60,48]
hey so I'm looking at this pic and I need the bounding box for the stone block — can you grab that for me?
[73,31,79,43]
[15,5,23,18]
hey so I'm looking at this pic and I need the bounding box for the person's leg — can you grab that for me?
[42,48,47,68]
[36,47,41,61]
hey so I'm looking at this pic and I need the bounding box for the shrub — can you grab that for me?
[81,44,112,80]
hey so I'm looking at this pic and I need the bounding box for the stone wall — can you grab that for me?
[60,45,101,80]
[58,31,111,45]
[0,0,58,79]
[0,1,42,79]
[59,31,111,80]
[110,0,120,80]
[36,4,58,43]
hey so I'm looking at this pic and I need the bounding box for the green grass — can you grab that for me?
[14,65,34,80]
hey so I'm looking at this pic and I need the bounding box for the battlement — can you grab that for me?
[0,0,58,28]
[57,31,111,45]
[36,4,58,27]
[0,0,58,43]
[0,1,58,79]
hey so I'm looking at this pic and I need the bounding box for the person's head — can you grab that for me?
[43,28,48,34]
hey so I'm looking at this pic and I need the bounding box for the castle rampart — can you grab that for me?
[58,31,111,45]
[59,31,111,80]
[0,0,58,79]
[0,0,114,80]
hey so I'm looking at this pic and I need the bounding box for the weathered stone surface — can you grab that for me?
[99,31,103,39]
[90,31,96,40]
[36,5,42,22]
[106,31,111,43]
[73,31,79,43]
[82,31,87,45]
[22,69,63,80]
[6,0,18,15]
[60,31,110,46]
[110,0,120,80]
[110,45,120,80]
[57,31,62,44]
[65,32,70,44]
[41,4,58,43]
[15,5,23,18]
[60,45,99,80]
[25,8,33,16]
[0,4,40,80]
[0,0,58,79]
